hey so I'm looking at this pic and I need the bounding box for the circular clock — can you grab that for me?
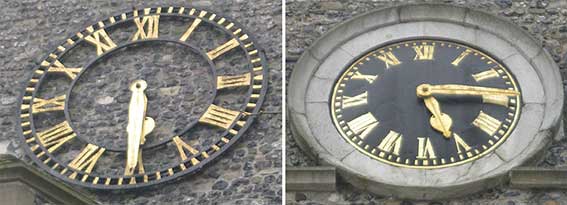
[17,6,268,189]
[289,4,563,199]
[331,39,521,168]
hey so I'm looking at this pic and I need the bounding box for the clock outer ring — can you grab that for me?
[288,3,563,200]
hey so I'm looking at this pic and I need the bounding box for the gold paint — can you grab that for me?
[453,133,471,154]
[221,137,230,143]
[178,7,185,14]
[132,15,160,41]
[172,136,198,161]
[217,73,251,89]
[199,10,207,17]
[125,80,154,176]
[451,49,472,66]
[48,60,82,80]
[472,69,499,82]
[168,168,174,176]
[179,19,202,42]
[377,130,402,155]
[36,121,76,152]
[483,95,509,107]
[105,178,111,185]
[207,38,240,60]
[416,137,436,159]
[347,112,379,139]
[351,71,377,83]
[416,84,519,97]
[199,104,241,130]
[342,91,368,108]
[84,29,116,56]
[413,45,434,60]
[156,172,161,180]
[375,51,401,69]
[68,144,105,175]
[420,96,453,138]
[473,111,502,136]
[26,95,66,113]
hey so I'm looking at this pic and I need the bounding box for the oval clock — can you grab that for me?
[18,6,268,189]
[288,4,563,199]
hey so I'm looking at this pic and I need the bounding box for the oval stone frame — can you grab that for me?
[288,3,563,199]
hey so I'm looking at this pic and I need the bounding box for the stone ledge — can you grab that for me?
[0,154,97,205]
[509,167,567,189]
[286,166,336,192]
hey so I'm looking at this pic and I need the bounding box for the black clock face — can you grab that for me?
[18,7,268,189]
[330,39,521,168]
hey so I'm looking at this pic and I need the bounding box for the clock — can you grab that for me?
[17,6,268,189]
[288,4,563,199]
[330,39,521,168]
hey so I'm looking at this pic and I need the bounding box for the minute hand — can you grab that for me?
[417,84,520,97]
[125,80,148,176]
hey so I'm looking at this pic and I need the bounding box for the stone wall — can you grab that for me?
[0,0,282,204]
[286,0,567,204]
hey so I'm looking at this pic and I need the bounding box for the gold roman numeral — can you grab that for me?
[179,19,202,41]
[172,136,200,165]
[377,130,403,155]
[472,69,499,82]
[21,95,65,113]
[451,49,472,66]
[207,38,240,60]
[68,144,105,179]
[84,29,117,56]
[416,137,436,159]
[482,95,509,107]
[473,111,502,136]
[199,104,241,130]
[347,112,379,139]
[342,91,368,108]
[351,71,377,83]
[132,15,160,41]
[47,60,82,80]
[36,121,76,152]
[375,51,401,69]
[453,133,471,154]
[217,73,251,89]
[413,45,434,60]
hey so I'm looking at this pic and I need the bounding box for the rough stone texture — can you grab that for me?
[286,0,567,204]
[0,0,282,204]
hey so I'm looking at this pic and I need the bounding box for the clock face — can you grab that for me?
[18,7,267,189]
[330,39,521,168]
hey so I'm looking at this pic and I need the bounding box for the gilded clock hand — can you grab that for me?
[422,96,453,138]
[125,80,155,176]
[416,84,520,98]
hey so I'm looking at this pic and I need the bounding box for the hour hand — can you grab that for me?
[423,96,453,138]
